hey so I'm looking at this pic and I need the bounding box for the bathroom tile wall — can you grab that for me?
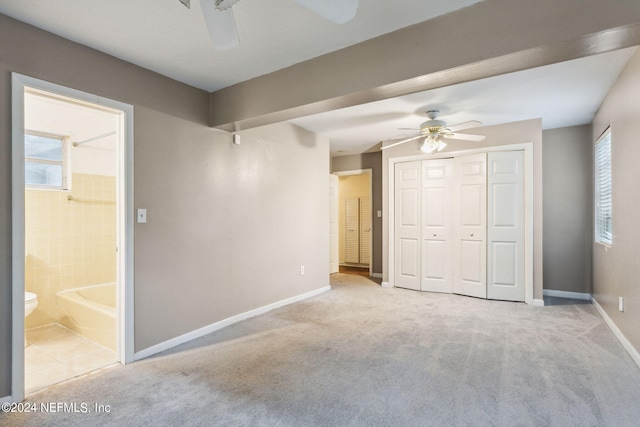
[25,173,116,328]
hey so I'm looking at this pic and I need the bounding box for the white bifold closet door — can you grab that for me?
[487,151,525,301]
[422,159,454,293]
[359,196,371,265]
[344,196,371,266]
[394,150,525,302]
[345,197,360,264]
[394,161,421,290]
[453,153,487,298]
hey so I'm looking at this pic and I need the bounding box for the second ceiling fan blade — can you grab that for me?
[200,0,240,51]
[443,132,486,141]
[381,134,423,150]
[446,120,483,132]
[293,0,359,24]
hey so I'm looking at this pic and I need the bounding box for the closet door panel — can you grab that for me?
[453,153,487,299]
[345,197,360,264]
[360,196,371,266]
[421,159,453,293]
[487,151,525,301]
[395,161,421,290]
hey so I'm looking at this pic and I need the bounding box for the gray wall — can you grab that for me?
[542,126,592,294]
[381,119,544,301]
[331,152,382,275]
[592,48,640,354]
[1,15,329,396]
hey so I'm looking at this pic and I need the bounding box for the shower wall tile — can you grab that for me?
[25,173,117,329]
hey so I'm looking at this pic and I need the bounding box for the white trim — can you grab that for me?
[11,74,27,404]
[543,289,592,301]
[592,298,640,369]
[532,299,545,307]
[387,143,534,303]
[371,273,383,279]
[11,73,134,403]
[381,281,393,288]
[133,286,331,361]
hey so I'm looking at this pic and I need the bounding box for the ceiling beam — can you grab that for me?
[210,0,640,132]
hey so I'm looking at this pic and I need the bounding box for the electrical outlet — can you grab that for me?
[300,265,305,275]
[619,297,624,312]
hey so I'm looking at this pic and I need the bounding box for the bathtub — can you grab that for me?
[57,283,117,352]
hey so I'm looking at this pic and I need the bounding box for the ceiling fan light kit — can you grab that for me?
[420,136,447,154]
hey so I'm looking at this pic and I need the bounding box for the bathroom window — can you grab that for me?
[24,132,69,190]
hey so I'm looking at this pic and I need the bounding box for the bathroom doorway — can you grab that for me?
[11,74,134,400]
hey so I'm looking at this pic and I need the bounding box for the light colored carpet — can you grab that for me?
[3,273,640,426]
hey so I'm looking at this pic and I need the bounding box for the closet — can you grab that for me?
[344,196,371,266]
[394,150,525,302]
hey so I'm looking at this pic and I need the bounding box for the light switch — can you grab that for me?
[137,209,147,224]
[377,210,382,218]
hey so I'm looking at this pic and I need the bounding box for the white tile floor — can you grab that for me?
[25,324,118,395]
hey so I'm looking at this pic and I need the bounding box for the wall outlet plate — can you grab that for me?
[619,296,624,312]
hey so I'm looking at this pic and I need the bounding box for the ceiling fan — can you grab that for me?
[381,110,486,154]
[179,0,359,51]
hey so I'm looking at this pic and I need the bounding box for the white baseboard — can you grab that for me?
[371,273,383,279]
[532,299,545,307]
[381,281,392,288]
[1,395,12,404]
[543,289,592,301]
[592,298,640,370]
[134,285,331,361]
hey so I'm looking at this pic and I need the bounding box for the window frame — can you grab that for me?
[594,128,612,246]
[24,130,70,191]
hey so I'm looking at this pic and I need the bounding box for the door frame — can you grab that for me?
[387,143,534,305]
[11,73,134,402]
[334,169,373,275]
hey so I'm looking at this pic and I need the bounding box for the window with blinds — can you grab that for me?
[594,130,612,245]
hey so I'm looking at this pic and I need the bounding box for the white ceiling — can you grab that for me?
[0,0,481,92]
[1,1,635,157]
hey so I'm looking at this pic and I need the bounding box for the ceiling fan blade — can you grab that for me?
[446,120,482,132]
[293,0,359,24]
[200,0,240,51]
[398,127,421,131]
[443,132,486,142]
[380,135,423,150]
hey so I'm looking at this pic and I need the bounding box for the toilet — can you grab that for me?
[25,291,38,347]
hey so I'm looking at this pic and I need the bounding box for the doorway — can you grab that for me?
[11,74,134,401]
[334,169,373,277]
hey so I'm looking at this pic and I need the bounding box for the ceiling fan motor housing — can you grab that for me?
[420,120,446,132]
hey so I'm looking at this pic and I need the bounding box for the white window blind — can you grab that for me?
[594,131,612,245]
